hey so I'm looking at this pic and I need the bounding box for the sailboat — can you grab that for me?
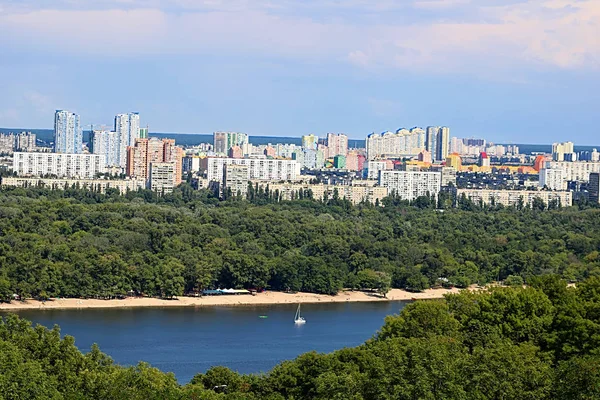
[294,304,306,324]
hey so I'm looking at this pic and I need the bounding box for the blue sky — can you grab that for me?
[0,0,598,143]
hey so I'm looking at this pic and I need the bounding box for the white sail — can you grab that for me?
[294,304,306,324]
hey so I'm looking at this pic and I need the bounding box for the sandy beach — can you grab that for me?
[0,287,465,311]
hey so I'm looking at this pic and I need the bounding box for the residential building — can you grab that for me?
[379,170,442,201]
[229,145,243,159]
[418,150,432,164]
[366,128,426,160]
[446,153,462,170]
[436,127,450,161]
[115,112,141,167]
[126,138,183,185]
[457,189,572,208]
[90,129,120,168]
[426,126,438,158]
[479,152,491,168]
[539,168,567,191]
[302,134,319,150]
[366,160,393,179]
[54,110,82,154]
[590,173,600,204]
[149,162,176,194]
[213,131,249,155]
[1,176,145,193]
[333,155,346,169]
[264,146,276,158]
[544,161,600,183]
[139,126,149,139]
[223,164,249,198]
[13,152,105,178]
[327,133,348,157]
[201,158,300,183]
[258,181,388,205]
[552,141,575,161]
[16,132,36,152]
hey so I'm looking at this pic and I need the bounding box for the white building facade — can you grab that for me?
[378,170,442,201]
[203,158,300,183]
[13,152,106,179]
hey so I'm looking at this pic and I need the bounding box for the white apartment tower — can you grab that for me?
[115,112,141,168]
[54,110,82,154]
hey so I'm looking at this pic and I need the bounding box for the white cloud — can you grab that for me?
[0,0,598,74]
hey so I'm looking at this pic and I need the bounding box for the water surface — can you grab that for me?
[8,301,407,383]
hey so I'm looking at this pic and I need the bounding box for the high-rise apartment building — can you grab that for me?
[90,129,120,167]
[115,113,141,168]
[16,132,36,152]
[366,128,426,160]
[426,126,439,159]
[552,142,575,162]
[213,132,249,155]
[590,173,600,204]
[302,134,319,150]
[436,127,450,161]
[54,110,82,154]
[378,170,442,201]
[126,138,183,185]
[326,133,348,158]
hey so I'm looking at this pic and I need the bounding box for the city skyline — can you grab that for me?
[0,1,599,144]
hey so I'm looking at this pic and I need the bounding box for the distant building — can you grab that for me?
[366,160,393,180]
[544,161,600,183]
[126,138,183,186]
[301,134,319,150]
[333,155,346,169]
[478,152,490,168]
[13,152,105,179]
[552,141,575,162]
[16,132,36,152]
[457,188,572,208]
[259,181,388,205]
[54,110,82,154]
[1,176,145,193]
[539,168,567,191]
[379,170,442,201]
[202,158,300,183]
[228,145,243,159]
[590,173,600,204]
[149,162,176,194]
[366,128,426,160]
[139,126,149,139]
[436,127,450,162]
[115,113,140,167]
[418,150,432,164]
[264,146,276,158]
[90,129,120,168]
[213,132,249,155]
[223,164,249,198]
[327,133,348,158]
[534,155,550,172]
[446,153,462,170]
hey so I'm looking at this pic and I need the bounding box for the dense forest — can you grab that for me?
[0,184,600,301]
[2,277,600,399]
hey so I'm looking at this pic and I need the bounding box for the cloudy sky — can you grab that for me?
[0,0,598,142]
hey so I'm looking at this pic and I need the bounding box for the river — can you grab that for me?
[5,301,408,384]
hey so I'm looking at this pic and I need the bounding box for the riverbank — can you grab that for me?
[0,287,466,311]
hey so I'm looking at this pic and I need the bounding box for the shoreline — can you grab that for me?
[0,287,465,311]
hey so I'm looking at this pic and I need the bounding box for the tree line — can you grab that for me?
[0,184,600,301]
[2,277,600,399]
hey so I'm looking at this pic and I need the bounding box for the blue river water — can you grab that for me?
[5,301,408,383]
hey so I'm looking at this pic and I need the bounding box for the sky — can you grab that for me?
[0,0,598,143]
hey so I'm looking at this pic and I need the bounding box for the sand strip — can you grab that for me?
[0,288,465,311]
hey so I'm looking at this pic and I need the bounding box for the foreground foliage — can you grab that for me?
[1,185,600,300]
[2,278,600,399]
